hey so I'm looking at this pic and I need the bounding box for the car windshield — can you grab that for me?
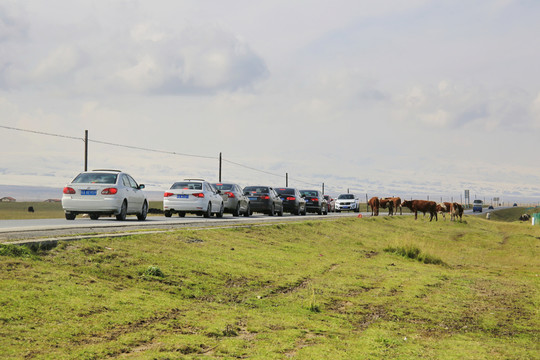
[171,182,203,190]
[276,188,295,195]
[473,200,482,204]
[214,184,233,191]
[300,190,318,197]
[338,194,354,199]
[72,173,118,184]
[244,186,269,193]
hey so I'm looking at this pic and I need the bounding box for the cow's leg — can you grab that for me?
[414,210,418,220]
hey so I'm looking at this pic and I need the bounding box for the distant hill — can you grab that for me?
[0,185,163,201]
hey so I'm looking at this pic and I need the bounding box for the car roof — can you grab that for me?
[183,178,206,182]
[90,169,122,172]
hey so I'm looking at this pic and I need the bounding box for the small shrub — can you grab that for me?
[140,265,165,278]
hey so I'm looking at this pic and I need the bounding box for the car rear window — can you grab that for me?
[338,194,354,199]
[72,173,118,184]
[171,182,203,190]
[214,184,233,191]
[244,186,269,193]
[300,190,318,197]
[276,188,295,195]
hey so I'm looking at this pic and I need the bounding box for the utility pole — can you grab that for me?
[219,152,222,182]
[84,130,88,171]
[286,173,288,187]
[322,182,324,195]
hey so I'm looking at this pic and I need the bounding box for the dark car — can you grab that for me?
[213,183,251,217]
[323,195,335,212]
[300,189,328,215]
[275,187,306,215]
[243,186,283,216]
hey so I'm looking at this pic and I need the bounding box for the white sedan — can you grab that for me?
[163,179,224,218]
[62,169,148,221]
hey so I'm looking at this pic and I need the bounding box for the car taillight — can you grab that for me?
[164,192,175,197]
[311,198,319,202]
[260,195,270,200]
[192,193,205,198]
[63,187,75,194]
[224,192,235,198]
[286,196,296,201]
[102,188,118,195]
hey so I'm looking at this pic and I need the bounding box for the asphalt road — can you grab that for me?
[0,211,365,244]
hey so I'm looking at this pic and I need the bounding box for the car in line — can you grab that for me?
[62,169,148,221]
[335,193,360,212]
[243,186,283,216]
[324,195,335,212]
[300,189,328,215]
[213,182,251,217]
[163,179,224,218]
[275,187,306,215]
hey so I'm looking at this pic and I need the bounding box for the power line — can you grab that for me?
[1,124,329,189]
[0,125,83,141]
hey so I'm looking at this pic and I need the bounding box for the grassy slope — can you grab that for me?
[0,216,539,359]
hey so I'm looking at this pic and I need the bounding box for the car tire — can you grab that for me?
[354,205,360,213]
[116,200,127,221]
[232,203,240,217]
[216,203,224,218]
[137,201,148,221]
[203,203,212,218]
[164,210,172,218]
[323,206,328,215]
[336,210,341,213]
[90,213,99,220]
[65,213,76,220]
[178,212,186,217]
[317,206,322,215]
[302,206,307,216]
[268,204,275,216]
[244,204,251,217]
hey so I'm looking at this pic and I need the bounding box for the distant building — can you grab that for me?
[0,197,16,202]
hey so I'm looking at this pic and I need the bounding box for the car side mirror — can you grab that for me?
[216,189,221,194]
[139,184,145,189]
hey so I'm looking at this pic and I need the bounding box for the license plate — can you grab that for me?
[177,194,189,199]
[249,197,258,201]
[81,190,97,195]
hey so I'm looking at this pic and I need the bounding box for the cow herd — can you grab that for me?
[368,197,464,222]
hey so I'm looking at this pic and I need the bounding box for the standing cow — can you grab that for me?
[384,197,402,215]
[379,198,394,216]
[368,197,379,216]
[401,200,438,221]
[451,203,463,221]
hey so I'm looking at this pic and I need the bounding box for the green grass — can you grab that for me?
[0,201,163,219]
[1,216,539,359]
[487,206,540,222]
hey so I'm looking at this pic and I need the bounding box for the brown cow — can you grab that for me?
[368,197,379,216]
[401,200,438,221]
[383,197,402,215]
[451,203,463,221]
[379,198,394,216]
[436,202,453,220]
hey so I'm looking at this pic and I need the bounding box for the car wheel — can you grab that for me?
[244,203,251,217]
[323,206,328,215]
[317,206,322,215]
[137,201,148,221]
[164,210,172,218]
[354,205,360,213]
[336,210,341,213]
[268,204,275,216]
[90,213,99,220]
[232,203,240,217]
[216,203,224,218]
[178,212,186,217]
[203,202,212,218]
[295,206,301,216]
[65,213,76,220]
[116,200,127,221]
[302,205,307,216]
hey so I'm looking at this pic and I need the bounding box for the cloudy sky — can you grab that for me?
[1,0,540,202]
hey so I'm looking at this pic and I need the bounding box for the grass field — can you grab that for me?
[0,201,164,220]
[1,215,539,359]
